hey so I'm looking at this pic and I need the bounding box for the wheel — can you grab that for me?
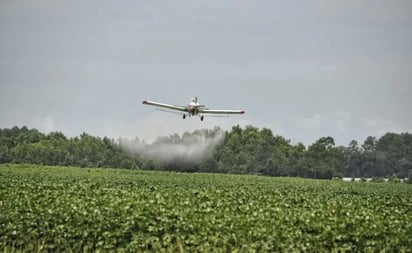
[183,114,186,119]
[200,116,204,121]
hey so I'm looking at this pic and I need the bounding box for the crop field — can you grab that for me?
[0,164,411,252]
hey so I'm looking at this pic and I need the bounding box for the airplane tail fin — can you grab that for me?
[191,97,199,104]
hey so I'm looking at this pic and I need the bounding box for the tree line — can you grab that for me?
[0,126,411,180]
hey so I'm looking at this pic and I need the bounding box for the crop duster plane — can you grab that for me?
[142,97,245,121]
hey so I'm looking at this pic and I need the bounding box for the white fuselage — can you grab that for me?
[187,101,199,115]
[186,98,202,115]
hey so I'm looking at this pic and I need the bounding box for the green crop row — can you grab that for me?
[1,164,411,252]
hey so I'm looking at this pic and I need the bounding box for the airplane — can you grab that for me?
[142,97,245,121]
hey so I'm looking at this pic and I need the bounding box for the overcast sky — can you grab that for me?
[1,0,411,146]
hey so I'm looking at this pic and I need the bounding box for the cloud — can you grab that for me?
[33,115,55,133]
[298,114,322,129]
[335,110,351,132]
[362,117,408,137]
[293,111,352,145]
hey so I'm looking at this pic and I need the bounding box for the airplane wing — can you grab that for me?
[142,100,187,112]
[199,109,245,115]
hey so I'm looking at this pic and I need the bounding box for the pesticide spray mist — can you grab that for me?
[119,128,226,165]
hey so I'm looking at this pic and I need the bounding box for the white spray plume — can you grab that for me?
[119,128,225,164]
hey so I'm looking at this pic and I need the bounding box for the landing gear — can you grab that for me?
[183,114,186,119]
[200,116,204,121]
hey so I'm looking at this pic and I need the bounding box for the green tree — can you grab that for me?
[302,137,344,179]
[345,140,363,177]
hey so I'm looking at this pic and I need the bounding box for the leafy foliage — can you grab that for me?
[1,126,412,179]
[1,164,411,251]
[0,127,138,169]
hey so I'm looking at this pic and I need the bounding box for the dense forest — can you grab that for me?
[1,126,411,180]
